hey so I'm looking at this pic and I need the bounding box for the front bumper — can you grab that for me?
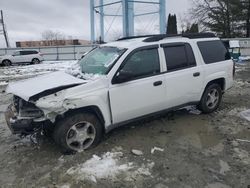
[5,105,43,134]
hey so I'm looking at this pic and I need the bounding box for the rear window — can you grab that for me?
[197,40,231,64]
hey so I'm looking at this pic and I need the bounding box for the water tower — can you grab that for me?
[90,0,166,42]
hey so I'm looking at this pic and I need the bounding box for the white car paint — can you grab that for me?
[5,36,234,132]
[0,50,44,65]
[6,71,87,101]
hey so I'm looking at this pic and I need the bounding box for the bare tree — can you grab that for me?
[41,30,66,46]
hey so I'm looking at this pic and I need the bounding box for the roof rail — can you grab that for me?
[116,33,216,42]
[143,33,216,42]
[116,35,155,41]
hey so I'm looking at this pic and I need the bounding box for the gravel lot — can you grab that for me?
[0,61,249,188]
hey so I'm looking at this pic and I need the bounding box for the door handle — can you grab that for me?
[153,81,163,86]
[193,72,200,77]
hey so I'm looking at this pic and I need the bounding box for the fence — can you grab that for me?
[0,38,250,61]
[0,45,97,61]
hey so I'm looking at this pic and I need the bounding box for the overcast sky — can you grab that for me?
[0,0,191,48]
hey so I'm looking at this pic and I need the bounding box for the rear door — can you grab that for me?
[20,51,34,62]
[109,46,167,124]
[161,43,204,108]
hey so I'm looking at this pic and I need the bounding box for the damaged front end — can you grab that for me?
[4,71,87,135]
[5,95,47,135]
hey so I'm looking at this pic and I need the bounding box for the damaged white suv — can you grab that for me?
[5,33,234,153]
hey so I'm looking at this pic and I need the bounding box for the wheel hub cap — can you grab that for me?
[66,121,96,152]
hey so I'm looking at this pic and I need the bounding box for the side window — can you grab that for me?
[13,51,20,56]
[163,44,196,72]
[197,40,231,64]
[31,51,38,54]
[20,51,30,55]
[120,48,160,80]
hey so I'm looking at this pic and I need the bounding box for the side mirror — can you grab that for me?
[114,70,134,84]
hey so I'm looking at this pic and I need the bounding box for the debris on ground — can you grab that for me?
[131,149,143,156]
[151,147,164,154]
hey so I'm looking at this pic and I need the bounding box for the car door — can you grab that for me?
[161,43,204,108]
[20,51,31,63]
[12,51,23,63]
[109,46,167,124]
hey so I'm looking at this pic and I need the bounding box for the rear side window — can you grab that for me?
[20,51,38,55]
[197,40,231,64]
[162,43,196,72]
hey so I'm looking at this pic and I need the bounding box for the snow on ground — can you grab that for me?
[66,151,154,183]
[0,61,77,82]
[239,56,250,61]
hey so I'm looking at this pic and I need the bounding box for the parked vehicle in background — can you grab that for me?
[5,33,234,153]
[0,50,44,66]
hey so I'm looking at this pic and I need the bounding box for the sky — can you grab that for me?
[0,0,191,48]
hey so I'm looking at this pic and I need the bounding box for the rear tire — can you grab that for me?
[31,58,40,64]
[53,113,103,154]
[2,60,11,66]
[198,84,222,114]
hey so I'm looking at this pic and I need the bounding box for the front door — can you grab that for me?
[109,47,167,124]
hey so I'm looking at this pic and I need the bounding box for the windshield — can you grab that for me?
[79,47,126,75]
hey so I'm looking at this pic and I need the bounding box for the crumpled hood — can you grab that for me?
[6,71,87,101]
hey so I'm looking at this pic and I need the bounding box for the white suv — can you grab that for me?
[5,33,234,153]
[0,50,44,66]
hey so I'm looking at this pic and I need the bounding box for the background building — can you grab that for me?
[16,39,91,47]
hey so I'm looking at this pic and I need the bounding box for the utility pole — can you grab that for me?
[0,10,10,48]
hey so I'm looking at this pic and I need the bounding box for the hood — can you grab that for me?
[6,71,87,101]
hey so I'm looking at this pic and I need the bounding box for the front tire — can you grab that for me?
[198,84,222,114]
[2,59,12,66]
[53,113,103,153]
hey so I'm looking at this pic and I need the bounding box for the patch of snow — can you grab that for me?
[65,61,102,80]
[233,148,250,165]
[219,160,230,175]
[0,81,8,86]
[184,106,201,115]
[66,151,154,183]
[60,184,71,188]
[131,149,143,156]
[0,61,76,81]
[239,56,250,61]
[151,147,164,154]
[240,109,250,121]
[227,107,247,116]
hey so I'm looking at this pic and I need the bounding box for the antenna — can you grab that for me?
[0,10,10,48]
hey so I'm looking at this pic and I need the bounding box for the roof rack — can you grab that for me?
[143,33,216,42]
[116,33,216,42]
[116,35,155,41]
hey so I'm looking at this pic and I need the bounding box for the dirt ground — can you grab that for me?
[0,61,249,188]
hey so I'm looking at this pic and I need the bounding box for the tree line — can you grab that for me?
[166,0,250,38]
[190,0,250,38]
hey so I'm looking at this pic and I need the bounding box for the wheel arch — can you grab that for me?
[200,77,226,101]
[1,59,11,64]
[205,78,226,91]
[56,105,105,129]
